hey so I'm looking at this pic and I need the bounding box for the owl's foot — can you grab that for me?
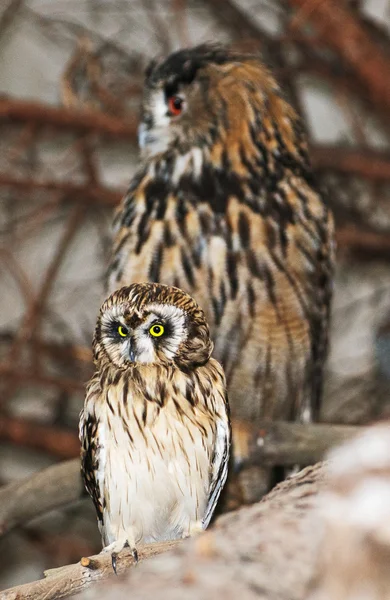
[102,540,138,574]
[184,520,204,538]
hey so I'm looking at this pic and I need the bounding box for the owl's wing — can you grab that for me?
[202,392,231,529]
[79,375,105,524]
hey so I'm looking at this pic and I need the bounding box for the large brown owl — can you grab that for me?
[79,283,230,569]
[107,44,334,498]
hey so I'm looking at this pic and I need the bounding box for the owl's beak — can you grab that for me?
[138,123,150,149]
[128,340,136,363]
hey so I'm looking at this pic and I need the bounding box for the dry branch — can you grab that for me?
[0,460,84,537]
[206,0,277,49]
[0,416,80,459]
[0,463,327,600]
[287,0,390,119]
[0,367,85,393]
[0,174,122,207]
[0,0,24,38]
[0,98,137,139]
[311,145,390,181]
[3,424,387,600]
[0,540,178,600]
[237,420,360,467]
[335,226,390,255]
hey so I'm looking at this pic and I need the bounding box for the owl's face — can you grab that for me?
[94,283,213,370]
[138,44,274,159]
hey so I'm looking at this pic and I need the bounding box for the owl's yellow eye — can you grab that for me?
[118,325,129,337]
[150,323,165,337]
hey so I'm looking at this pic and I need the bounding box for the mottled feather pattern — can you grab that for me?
[80,283,230,553]
[107,44,334,429]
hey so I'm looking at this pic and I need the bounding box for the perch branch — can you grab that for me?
[0,462,328,600]
[0,540,178,600]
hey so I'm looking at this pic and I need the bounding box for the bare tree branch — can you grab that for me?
[0,416,80,459]
[287,0,390,121]
[0,174,122,207]
[335,226,390,256]
[0,462,327,600]
[0,460,84,537]
[0,0,24,39]
[0,98,137,139]
[311,145,390,181]
[0,540,178,600]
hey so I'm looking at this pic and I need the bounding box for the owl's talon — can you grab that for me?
[111,552,118,575]
[132,547,139,564]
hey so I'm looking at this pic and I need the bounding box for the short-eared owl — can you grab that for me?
[107,44,334,498]
[79,283,230,567]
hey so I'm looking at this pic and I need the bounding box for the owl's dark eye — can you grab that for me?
[167,95,184,116]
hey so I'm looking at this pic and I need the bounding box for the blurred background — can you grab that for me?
[1,0,390,589]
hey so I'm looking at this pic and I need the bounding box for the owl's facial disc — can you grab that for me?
[130,303,187,364]
[139,87,186,158]
[101,302,187,367]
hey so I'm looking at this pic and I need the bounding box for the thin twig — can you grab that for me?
[0,540,178,600]
[311,145,390,180]
[0,97,137,139]
[287,0,390,121]
[0,174,122,206]
[0,460,84,537]
[0,415,81,459]
[0,0,24,39]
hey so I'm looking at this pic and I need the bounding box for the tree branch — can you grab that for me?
[0,462,327,600]
[0,0,24,39]
[0,173,122,207]
[3,424,388,600]
[0,460,84,537]
[335,226,390,256]
[311,145,390,181]
[0,540,178,600]
[235,420,360,468]
[287,0,390,120]
[0,97,137,139]
[0,416,80,459]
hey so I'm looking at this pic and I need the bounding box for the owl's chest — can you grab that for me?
[98,396,213,544]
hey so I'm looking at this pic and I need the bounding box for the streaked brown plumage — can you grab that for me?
[79,283,230,564]
[107,44,334,498]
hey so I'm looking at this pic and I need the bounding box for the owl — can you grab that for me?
[79,282,230,570]
[107,44,334,499]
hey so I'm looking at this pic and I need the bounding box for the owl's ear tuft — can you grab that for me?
[145,55,164,80]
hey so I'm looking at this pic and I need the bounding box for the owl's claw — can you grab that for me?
[104,541,138,574]
[111,552,118,575]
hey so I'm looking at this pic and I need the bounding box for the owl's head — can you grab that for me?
[138,43,297,160]
[94,283,213,370]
